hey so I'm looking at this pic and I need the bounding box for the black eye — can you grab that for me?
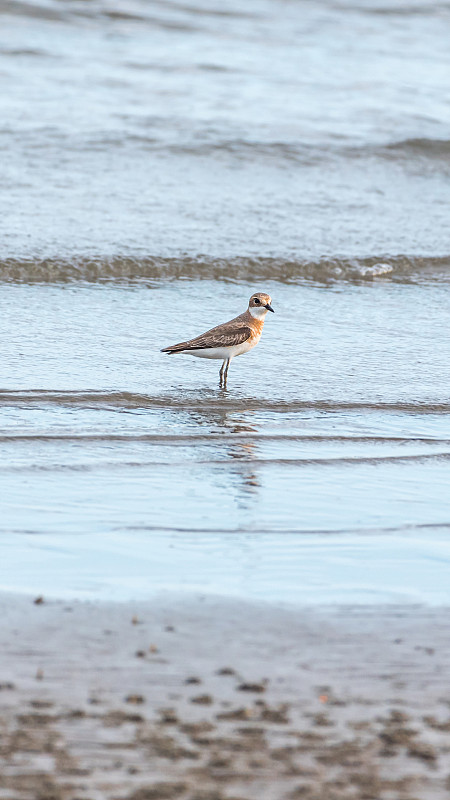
[254,298,260,305]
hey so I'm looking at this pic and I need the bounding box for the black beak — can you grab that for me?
[265,304,274,312]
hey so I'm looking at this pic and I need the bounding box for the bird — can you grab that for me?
[161,292,274,387]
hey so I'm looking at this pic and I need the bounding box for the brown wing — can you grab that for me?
[161,325,251,353]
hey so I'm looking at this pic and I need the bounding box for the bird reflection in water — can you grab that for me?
[227,439,260,495]
[189,408,261,499]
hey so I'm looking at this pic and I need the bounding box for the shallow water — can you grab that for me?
[0,0,450,604]
[1,281,449,603]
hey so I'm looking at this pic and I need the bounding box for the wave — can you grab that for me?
[2,453,450,475]
[366,2,450,17]
[377,138,450,159]
[164,136,450,164]
[0,0,63,22]
[73,521,450,535]
[0,432,448,443]
[0,0,253,26]
[3,0,448,24]
[0,255,449,284]
[23,130,450,166]
[149,139,326,164]
[0,391,449,414]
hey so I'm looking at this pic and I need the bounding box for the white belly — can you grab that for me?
[180,340,257,360]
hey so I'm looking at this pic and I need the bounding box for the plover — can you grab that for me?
[161,292,274,387]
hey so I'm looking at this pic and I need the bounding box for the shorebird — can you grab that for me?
[161,292,274,387]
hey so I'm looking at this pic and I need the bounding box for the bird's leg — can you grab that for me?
[219,359,226,386]
[223,358,231,387]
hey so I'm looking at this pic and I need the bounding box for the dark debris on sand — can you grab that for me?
[1,598,450,799]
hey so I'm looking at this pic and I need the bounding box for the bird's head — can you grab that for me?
[248,292,274,319]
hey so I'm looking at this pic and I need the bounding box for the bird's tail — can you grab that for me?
[160,342,188,354]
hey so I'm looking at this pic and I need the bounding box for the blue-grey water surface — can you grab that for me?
[0,0,449,603]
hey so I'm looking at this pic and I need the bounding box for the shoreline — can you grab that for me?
[1,592,450,799]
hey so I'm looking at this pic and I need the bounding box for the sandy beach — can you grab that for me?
[1,593,450,800]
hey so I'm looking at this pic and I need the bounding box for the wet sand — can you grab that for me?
[1,594,450,799]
